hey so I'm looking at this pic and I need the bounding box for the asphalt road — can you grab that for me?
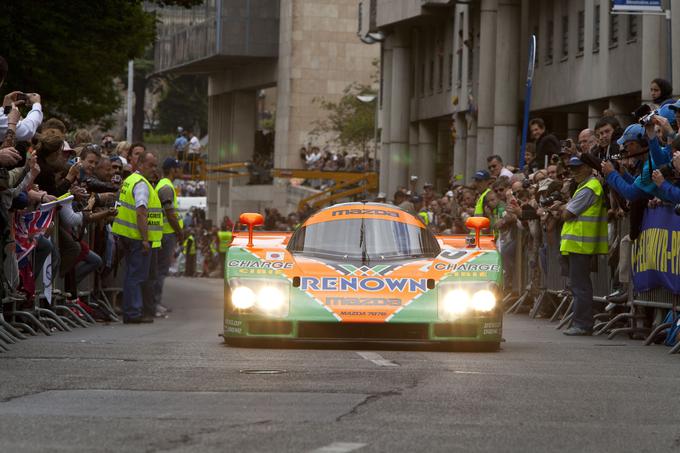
[1,277,679,453]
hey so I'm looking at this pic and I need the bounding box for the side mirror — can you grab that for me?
[239,213,264,247]
[465,216,490,248]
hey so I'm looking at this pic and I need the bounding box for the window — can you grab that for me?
[429,59,434,92]
[420,63,426,96]
[561,15,569,59]
[627,14,638,41]
[609,13,618,47]
[593,4,600,52]
[577,10,584,54]
[546,19,554,64]
[448,52,454,88]
[438,54,444,90]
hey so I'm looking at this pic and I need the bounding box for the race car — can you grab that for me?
[223,202,503,350]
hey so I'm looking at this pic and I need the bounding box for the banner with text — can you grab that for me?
[631,206,680,295]
[612,0,662,12]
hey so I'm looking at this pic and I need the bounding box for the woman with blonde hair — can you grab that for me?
[114,140,131,166]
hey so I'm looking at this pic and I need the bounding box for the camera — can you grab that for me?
[560,139,573,151]
[657,163,678,179]
[632,104,658,126]
[539,191,563,208]
[550,154,561,164]
[522,179,532,189]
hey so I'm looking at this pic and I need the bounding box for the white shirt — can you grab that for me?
[132,173,150,208]
[0,103,43,141]
[188,136,201,154]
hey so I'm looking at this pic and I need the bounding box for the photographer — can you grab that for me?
[651,145,680,204]
[0,58,43,142]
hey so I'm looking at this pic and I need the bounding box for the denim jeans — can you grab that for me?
[119,236,151,319]
[75,250,102,286]
[142,248,158,317]
[152,234,177,309]
[568,253,594,330]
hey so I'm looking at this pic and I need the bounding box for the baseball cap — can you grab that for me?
[658,104,677,124]
[616,123,645,146]
[667,99,680,111]
[411,195,423,203]
[162,157,181,170]
[567,156,585,167]
[472,169,491,181]
[445,190,454,197]
[376,192,387,200]
[423,182,433,188]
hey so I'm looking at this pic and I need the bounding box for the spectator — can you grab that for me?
[74,129,92,146]
[174,126,188,160]
[529,117,560,169]
[0,56,42,142]
[553,157,608,336]
[577,128,597,154]
[487,155,514,179]
[650,78,674,108]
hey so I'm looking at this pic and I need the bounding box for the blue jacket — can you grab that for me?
[658,181,680,204]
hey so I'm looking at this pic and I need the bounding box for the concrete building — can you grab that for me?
[361,0,680,197]
[153,0,378,221]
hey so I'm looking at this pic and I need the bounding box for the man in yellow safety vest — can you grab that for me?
[183,230,197,277]
[112,150,163,324]
[473,169,493,217]
[553,156,608,336]
[151,158,185,316]
[217,230,232,277]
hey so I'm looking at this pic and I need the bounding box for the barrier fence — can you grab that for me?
[506,208,680,354]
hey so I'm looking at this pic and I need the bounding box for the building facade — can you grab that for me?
[363,0,680,197]
[154,0,378,221]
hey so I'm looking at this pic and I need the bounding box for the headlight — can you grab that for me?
[229,279,289,317]
[471,289,496,312]
[232,286,256,309]
[438,283,498,320]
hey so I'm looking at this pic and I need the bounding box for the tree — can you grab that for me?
[309,82,377,157]
[155,75,208,137]
[0,0,200,127]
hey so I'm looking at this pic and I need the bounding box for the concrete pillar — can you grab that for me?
[379,46,393,194]
[409,122,419,189]
[587,101,606,129]
[453,113,467,183]
[465,115,478,181]
[567,113,586,140]
[641,14,663,103]
[476,0,498,170]
[419,121,437,189]
[493,0,521,166]
[386,31,411,199]
[673,4,680,96]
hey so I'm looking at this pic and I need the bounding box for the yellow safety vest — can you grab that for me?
[183,235,196,255]
[112,173,163,247]
[560,177,608,255]
[474,188,490,216]
[156,177,184,235]
[418,211,429,226]
[217,231,232,253]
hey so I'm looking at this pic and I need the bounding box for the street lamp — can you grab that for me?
[356,94,378,173]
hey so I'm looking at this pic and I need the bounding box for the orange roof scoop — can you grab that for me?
[465,216,490,248]
[239,213,264,248]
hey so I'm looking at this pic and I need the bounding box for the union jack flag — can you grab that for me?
[14,208,55,263]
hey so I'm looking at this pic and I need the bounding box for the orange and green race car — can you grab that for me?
[223,202,503,351]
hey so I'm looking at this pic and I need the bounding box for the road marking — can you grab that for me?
[453,370,484,375]
[356,351,399,367]
[310,442,367,453]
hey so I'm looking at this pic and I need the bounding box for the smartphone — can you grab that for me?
[15,93,28,102]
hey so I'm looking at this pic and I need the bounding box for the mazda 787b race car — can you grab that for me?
[223,202,503,351]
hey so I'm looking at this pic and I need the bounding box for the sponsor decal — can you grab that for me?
[266,251,285,261]
[339,311,388,317]
[299,276,428,293]
[325,296,402,306]
[433,263,500,272]
[332,208,399,218]
[329,264,399,276]
[237,268,283,275]
[228,260,293,270]
[226,319,242,326]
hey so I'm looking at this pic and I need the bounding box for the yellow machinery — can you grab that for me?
[271,169,378,211]
[181,159,378,210]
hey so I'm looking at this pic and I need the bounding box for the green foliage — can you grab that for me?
[143,132,175,144]
[155,75,208,136]
[0,0,201,127]
[310,82,377,152]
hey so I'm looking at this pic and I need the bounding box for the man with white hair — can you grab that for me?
[577,128,597,154]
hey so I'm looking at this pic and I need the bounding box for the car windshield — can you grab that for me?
[287,218,440,261]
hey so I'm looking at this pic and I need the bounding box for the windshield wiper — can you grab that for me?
[359,215,369,265]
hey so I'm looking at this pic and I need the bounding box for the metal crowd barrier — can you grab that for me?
[505,215,679,354]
